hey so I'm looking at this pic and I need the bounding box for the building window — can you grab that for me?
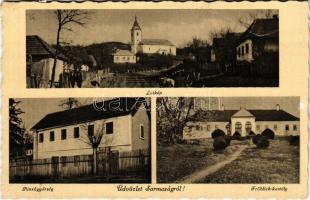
[241,46,244,56]
[140,125,145,139]
[293,125,297,131]
[235,122,242,133]
[88,125,94,137]
[256,125,260,131]
[61,156,67,167]
[245,43,249,54]
[136,32,139,36]
[245,121,252,134]
[39,133,44,143]
[285,125,290,131]
[274,124,278,130]
[61,129,67,140]
[106,122,113,134]
[50,131,55,141]
[74,156,80,166]
[74,127,79,138]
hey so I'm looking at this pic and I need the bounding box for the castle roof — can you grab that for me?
[140,39,175,46]
[31,97,148,131]
[190,109,299,122]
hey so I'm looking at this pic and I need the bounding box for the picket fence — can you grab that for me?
[9,149,150,180]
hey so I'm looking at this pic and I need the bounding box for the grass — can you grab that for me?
[157,139,246,183]
[201,139,299,183]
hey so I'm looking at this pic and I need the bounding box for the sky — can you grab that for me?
[16,96,298,131]
[26,9,278,47]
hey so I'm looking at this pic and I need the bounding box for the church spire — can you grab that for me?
[131,16,141,30]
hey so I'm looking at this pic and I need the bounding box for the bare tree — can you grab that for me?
[59,98,80,110]
[50,10,90,87]
[80,121,106,175]
[238,10,275,28]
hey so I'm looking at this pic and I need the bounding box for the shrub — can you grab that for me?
[255,137,270,149]
[232,131,241,140]
[212,129,225,139]
[252,134,262,145]
[261,128,275,139]
[289,135,300,146]
[248,131,256,136]
[213,136,227,151]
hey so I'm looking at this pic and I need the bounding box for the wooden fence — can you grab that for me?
[9,149,150,181]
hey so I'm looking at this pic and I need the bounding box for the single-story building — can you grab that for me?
[31,97,150,160]
[113,49,137,64]
[183,104,299,139]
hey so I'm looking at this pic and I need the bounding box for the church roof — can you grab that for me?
[131,16,141,31]
[140,39,175,46]
[113,49,135,56]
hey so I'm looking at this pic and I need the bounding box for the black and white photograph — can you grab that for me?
[157,97,299,183]
[26,9,279,88]
[9,97,151,183]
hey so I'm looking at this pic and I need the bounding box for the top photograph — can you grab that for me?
[26,9,279,88]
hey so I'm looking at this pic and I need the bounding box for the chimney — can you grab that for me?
[276,104,280,111]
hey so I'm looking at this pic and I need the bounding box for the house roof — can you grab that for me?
[241,16,279,40]
[26,35,67,60]
[190,109,299,122]
[31,97,148,131]
[113,49,135,56]
[140,39,175,47]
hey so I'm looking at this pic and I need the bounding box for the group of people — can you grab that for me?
[59,69,84,88]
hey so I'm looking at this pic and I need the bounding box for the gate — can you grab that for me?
[109,151,119,175]
[51,156,59,177]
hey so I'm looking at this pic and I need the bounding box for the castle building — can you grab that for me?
[183,104,299,139]
[130,16,176,56]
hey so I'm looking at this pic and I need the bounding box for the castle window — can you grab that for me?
[285,125,290,131]
[293,125,297,131]
[39,133,44,143]
[235,122,242,133]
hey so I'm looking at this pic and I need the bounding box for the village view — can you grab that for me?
[26,9,279,88]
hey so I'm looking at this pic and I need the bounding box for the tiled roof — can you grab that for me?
[113,49,135,56]
[140,39,175,46]
[190,109,299,122]
[242,17,279,39]
[31,97,148,131]
[26,35,67,60]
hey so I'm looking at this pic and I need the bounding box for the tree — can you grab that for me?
[80,122,106,175]
[50,10,90,87]
[9,99,25,159]
[59,98,80,110]
[238,10,276,28]
[157,97,195,144]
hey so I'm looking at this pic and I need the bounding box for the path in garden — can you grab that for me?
[176,145,248,183]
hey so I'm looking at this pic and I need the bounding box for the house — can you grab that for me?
[236,15,279,63]
[113,49,137,64]
[183,104,299,139]
[130,16,176,56]
[26,35,70,87]
[31,97,150,160]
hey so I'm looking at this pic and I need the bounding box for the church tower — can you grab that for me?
[131,16,142,54]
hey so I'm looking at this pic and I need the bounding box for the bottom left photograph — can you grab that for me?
[9,97,151,183]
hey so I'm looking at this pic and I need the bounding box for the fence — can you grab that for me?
[9,149,150,181]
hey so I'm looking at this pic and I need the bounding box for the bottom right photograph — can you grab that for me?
[156,97,300,184]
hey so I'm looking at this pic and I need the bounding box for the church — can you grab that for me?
[113,17,176,64]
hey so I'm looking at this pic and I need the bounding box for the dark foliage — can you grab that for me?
[211,129,225,139]
[213,136,227,151]
[252,134,262,145]
[232,131,241,140]
[224,135,231,146]
[255,137,270,149]
[261,128,275,140]
[249,131,256,136]
[289,135,300,146]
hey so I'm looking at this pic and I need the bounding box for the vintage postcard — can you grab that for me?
[1,1,308,199]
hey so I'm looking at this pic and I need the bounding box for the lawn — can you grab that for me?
[157,139,248,183]
[201,139,299,183]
